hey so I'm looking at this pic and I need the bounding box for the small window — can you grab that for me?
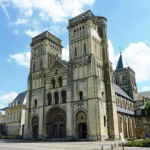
[79,91,83,100]
[136,109,141,115]
[51,79,56,89]
[47,93,52,105]
[7,113,9,120]
[84,44,86,55]
[104,115,106,127]
[74,47,77,58]
[34,100,37,107]
[33,62,36,72]
[55,68,58,75]
[40,59,43,69]
[13,112,15,120]
[122,76,126,84]
[58,77,63,87]
[61,90,67,103]
[54,91,59,104]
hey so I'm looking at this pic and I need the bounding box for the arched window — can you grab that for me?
[34,99,37,107]
[33,62,36,72]
[54,91,59,104]
[104,115,106,127]
[51,79,55,89]
[116,77,119,84]
[122,76,126,84]
[55,68,58,75]
[79,91,83,100]
[47,93,52,105]
[74,47,77,58]
[40,59,43,69]
[74,29,76,37]
[13,112,15,120]
[61,90,67,103]
[7,113,9,120]
[58,77,63,87]
[84,44,86,55]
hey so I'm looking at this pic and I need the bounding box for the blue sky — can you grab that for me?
[0,0,150,108]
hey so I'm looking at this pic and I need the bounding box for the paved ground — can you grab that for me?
[0,139,149,150]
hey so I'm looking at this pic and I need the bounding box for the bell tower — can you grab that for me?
[114,53,137,99]
[24,31,63,139]
[66,10,119,140]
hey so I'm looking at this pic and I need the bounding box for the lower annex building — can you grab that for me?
[24,10,136,141]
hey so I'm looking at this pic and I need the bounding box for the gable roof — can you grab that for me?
[12,91,27,105]
[114,84,132,100]
[50,59,68,70]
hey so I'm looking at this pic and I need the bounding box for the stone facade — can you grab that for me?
[24,10,135,141]
[134,92,150,139]
[2,91,26,136]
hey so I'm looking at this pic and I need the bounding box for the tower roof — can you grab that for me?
[116,52,128,70]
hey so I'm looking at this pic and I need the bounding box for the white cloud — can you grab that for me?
[0,0,95,23]
[8,51,31,68]
[0,92,18,106]
[108,41,150,83]
[48,26,64,35]
[25,29,41,38]
[62,45,69,61]
[122,42,150,82]
[141,86,150,92]
[0,2,10,19]
[14,18,29,25]
[108,39,115,65]
[0,104,4,109]
[13,29,20,35]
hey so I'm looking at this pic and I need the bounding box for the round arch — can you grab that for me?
[45,107,66,139]
[74,109,88,139]
[31,115,39,139]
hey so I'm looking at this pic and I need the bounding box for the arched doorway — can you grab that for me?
[32,115,39,139]
[46,107,66,139]
[75,110,87,139]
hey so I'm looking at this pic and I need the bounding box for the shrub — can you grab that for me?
[124,139,150,147]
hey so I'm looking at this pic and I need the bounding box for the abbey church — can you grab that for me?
[24,10,136,141]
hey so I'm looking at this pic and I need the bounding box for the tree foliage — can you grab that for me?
[145,101,150,115]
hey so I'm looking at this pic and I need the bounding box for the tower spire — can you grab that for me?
[116,52,123,70]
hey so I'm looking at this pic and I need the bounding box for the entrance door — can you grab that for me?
[33,125,38,139]
[79,123,87,139]
[53,124,58,138]
[60,124,66,139]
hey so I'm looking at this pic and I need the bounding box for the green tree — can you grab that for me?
[145,101,150,115]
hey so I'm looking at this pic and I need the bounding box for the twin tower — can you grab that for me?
[24,10,135,141]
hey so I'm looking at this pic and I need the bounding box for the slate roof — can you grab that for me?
[114,84,132,100]
[62,60,68,65]
[116,53,128,70]
[0,111,5,116]
[135,104,145,110]
[138,91,150,99]
[117,107,134,115]
[12,91,27,105]
[0,107,8,111]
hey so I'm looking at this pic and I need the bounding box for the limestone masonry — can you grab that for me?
[24,10,136,141]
